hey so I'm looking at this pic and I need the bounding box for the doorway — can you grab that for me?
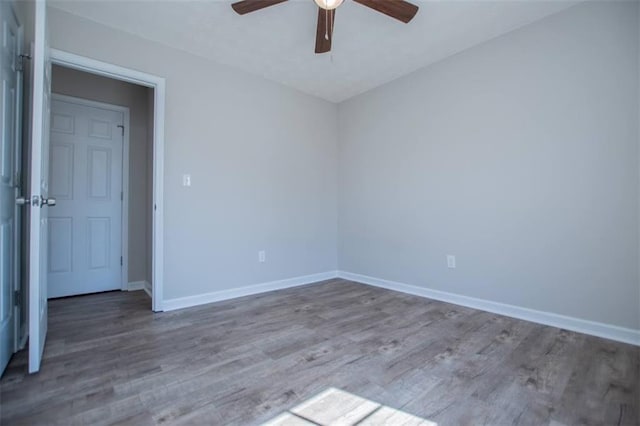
[49,63,157,300]
[49,50,165,312]
[48,94,129,298]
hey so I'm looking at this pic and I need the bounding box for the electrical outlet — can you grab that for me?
[182,174,191,187]
[258,250,266,263]
[447,255,456,269]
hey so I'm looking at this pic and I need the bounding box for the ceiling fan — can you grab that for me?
[231,0,419,54]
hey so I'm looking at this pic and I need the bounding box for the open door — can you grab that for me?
[27,0,52,374]
[0,0,23,377]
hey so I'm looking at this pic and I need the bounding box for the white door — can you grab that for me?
[48,97,124,298]
[28,0,52,374]
[0,0,22,377]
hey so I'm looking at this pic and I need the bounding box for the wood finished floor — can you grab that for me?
[1,279,638,426]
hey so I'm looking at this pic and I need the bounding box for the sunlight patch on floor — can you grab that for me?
[262,387,437,426]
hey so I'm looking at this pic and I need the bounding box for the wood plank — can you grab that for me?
[0,281,637,425]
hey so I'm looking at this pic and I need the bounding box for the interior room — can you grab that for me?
[0,0,638,425]
[49,65,154,302]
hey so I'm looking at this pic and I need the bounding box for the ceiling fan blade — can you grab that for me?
[353,0,418,23]
[231,0,288,15]
[315,7,336,54]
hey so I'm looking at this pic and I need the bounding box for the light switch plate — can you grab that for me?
[447,255,456,269]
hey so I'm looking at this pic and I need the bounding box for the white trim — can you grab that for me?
[19,323,28,350]
[127,280,148,291]
[151,78,165,312]
[163,271,339,312]
[337,271,640,346]
[143,281,152,298]
[50,50,163,90]
[11,2,24,355]
[121,111,130,294]
[50,94,130,294]
[50,48,166,312]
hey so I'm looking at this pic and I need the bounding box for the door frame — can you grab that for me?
[13,7,25,353]
[3,0,26,357]
[49,93,131,294]
[49,49,165,312]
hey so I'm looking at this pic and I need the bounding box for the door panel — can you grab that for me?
[50,143,73,198]
[47,217,71,273]
[87,147,112,199]
[0,0,20,377]
[1,82,15,178]
[48,97,123,298]
[87,217,110,269]
[0,222,11,332]
[28,0,51,374]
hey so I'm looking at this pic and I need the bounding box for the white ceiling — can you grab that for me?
[49,0,580,103]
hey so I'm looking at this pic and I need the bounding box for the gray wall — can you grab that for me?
[338,2,640,330]
[51,65,152,284]
[48,7,339,300]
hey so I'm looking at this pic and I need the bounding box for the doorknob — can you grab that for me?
[15,196,56,207]
[41,197,56,207]
[15,196,29,206]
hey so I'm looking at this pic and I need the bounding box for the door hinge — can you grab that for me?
[117,124,125,136]
[14,290,21,306]
[120,256,123,266]
[121,191,123,201]
[14,172,21,189]
[16,53,31,72]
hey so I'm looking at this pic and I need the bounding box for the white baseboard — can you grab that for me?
[143,281,152,298]
[128,281,148,292]
[162,271,339,312]
[338,271,640,346]
[19,323,28,350]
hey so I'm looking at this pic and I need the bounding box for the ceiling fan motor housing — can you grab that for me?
[314,0,344,10]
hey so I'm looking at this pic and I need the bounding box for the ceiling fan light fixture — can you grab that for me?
[231,0,419,53]
[314,0,344,10]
